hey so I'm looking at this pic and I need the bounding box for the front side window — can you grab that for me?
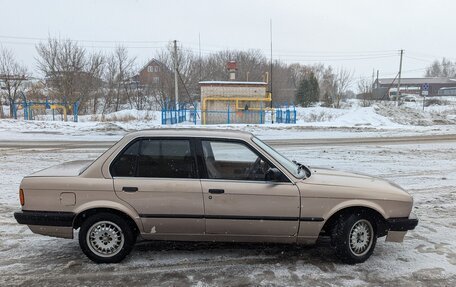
[252,137,306,179]
[201,140,278,181]
[111,139,196,178]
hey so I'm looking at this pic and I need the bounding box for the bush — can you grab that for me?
[424,98,448,107]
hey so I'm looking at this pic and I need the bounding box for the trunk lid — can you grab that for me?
[26,160,93,177]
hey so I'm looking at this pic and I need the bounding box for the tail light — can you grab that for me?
[19,189,24,206]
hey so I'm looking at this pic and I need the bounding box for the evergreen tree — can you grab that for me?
[295,72,320,107]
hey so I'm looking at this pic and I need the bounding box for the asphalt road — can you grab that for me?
[1,134,456,149]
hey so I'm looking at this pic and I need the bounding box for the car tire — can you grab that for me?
[331,212,377,264]
[78,212,136,263]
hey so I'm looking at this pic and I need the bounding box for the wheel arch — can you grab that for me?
[320,201,388,237]
[72,201,143,235]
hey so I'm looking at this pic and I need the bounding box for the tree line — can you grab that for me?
[1,38,452,119]
[425,58,456,78]
[0,38,359,118]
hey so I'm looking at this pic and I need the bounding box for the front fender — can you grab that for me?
[323,199,387,221]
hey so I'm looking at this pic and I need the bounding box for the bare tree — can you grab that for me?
[83,52,105,114]
[143,45,199,109]
[320,66,337,107]
[99,46,136,114]
[36,38,107,117]
[271,61,295,105]
[36,38,86,107]
[201,49,268,82]
[101,55,118,114]
[333,68,353,108]
[425,58,456,77]
[141,49,174,109]
[112,46,136,112]
[357,77,374,107]
[0,48,28,118]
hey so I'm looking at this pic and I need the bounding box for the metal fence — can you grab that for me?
[161,104,296,125]
[275,107,297,124]
[161,107,192,125]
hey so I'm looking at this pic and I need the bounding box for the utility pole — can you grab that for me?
[198,33,202,82]
[396,49,404,106]
[173,40,179,109]
[371,69,375,93]
[270,19,274,122]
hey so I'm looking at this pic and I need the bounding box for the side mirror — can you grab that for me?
[265,167,282,182]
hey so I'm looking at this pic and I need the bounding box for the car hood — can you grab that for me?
[299,167,412,202]
[26,160,93,177]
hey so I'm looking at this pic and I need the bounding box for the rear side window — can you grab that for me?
[110,139,196,178]
[137,139,195,178]
[110,141,140,177]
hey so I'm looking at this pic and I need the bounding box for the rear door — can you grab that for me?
[198,139,300,237]
[111,138,204,235]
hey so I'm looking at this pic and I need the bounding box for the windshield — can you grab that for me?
[252,137,307,179]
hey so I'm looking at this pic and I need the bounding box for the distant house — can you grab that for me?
[373,77,456,99]
[135,59,171,87]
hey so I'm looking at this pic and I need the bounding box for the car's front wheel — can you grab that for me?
[79,212,135,263]
[331,213,377,264]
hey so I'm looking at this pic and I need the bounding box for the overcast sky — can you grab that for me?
[2,0,455,83]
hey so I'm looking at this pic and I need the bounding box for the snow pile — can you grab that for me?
[296,106,401,128]
[295,101,456,127]
[374,104,456,126]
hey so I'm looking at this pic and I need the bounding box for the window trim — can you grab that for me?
[109,137,199,179]
[195,138,291,183]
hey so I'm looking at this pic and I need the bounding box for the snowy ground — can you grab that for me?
[2,100,456,142]
[1,140,455,286]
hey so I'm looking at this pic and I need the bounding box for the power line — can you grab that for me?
[0,35,169,44]
[405,55,432,62]
[0,34,419,61]
[274,54,399,62]
[0,40,165,49]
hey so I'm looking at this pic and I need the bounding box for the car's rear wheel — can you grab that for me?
[79,212,135,263]
[331,213,377,264]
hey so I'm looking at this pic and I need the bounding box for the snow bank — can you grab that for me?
[296,106,401,128]
[1,100,456,141]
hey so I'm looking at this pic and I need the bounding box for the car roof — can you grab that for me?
[124,128,253,140]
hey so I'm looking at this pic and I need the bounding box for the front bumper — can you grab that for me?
[14,210,75,227]
[384,212,418,243]
[386,212,419,231]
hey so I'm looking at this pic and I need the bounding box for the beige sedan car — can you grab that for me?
[14,129,418,264]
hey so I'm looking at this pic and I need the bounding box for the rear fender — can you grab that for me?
[73,200,143,231]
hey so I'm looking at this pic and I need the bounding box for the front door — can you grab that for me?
[199,139,300,237]
[111,138,204,236]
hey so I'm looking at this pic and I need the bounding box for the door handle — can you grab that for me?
[208,189,224,194]
[122,186,138,192]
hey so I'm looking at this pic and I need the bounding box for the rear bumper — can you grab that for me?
[387,212,419,231]
[14,210,75,227]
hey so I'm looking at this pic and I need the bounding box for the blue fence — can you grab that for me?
[161,104,297,125]
[161,105,200,125]
[275,106,297,124]
[12,100,80,122]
